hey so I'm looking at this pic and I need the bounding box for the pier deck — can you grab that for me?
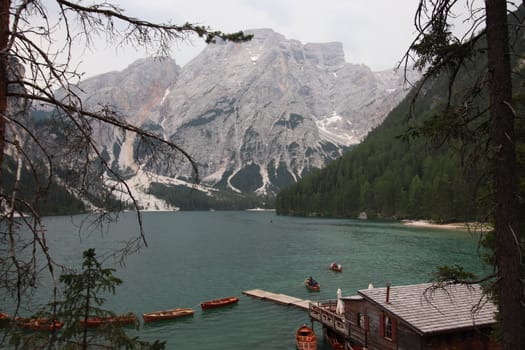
[243,289,311,310]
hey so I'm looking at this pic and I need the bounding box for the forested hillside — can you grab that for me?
[275,97,487,221]
[276,21,525,222]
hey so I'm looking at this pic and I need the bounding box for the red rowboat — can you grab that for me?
[200,296,239,310]
[326,329,345,350]
[296,324,317,350]
[329,262,343,272]
[305,277,320,292]
[15,317,64,331]
[80,313,138,327]
[0,312,10,326]
[142,308,194,323]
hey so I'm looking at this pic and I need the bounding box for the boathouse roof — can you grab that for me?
[358,282,497,335]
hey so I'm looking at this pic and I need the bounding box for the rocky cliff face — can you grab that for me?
[60,28,413,200]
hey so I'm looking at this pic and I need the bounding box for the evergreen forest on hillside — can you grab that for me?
[276,28,525,222]
[147,183,274,210]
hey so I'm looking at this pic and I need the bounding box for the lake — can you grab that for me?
[1,211,488,349]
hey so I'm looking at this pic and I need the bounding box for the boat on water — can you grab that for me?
[201,296,240,310]
[0,312,10,326]
[329,262,342,272]
[326,329,345,350]
[80,313,138,327]
[305,277,320,291]
[15,317,64,331]
[296,324,317,350]
[142,308,194,323]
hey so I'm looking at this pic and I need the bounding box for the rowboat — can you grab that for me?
[80,313,138,327]
[142,308,194,323]
[201,296,240,310]
[329,262,342,272]
[15,317,64,331]
[305,277,320,292]
[0,312,10,326]
[326,328,344,350]
[296,324,317,350]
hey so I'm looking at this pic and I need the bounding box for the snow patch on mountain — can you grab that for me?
[160,87,171,104]
[316,112,360,146]
[112,169,217,211]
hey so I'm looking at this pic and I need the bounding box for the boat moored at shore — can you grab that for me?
[201,296,239,310]
[296,324,317,349]
[15,317,64,331]
[143,308,194,323]
[80,313,138,327]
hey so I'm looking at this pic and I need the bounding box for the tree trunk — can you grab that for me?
[0,0,9,184]
[485,0,525,348]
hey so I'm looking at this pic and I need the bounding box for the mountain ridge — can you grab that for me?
[47,28,416,209]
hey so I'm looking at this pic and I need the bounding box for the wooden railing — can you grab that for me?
[309,300,350,336]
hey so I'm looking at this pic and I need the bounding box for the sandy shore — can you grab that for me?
[401,220,490,231]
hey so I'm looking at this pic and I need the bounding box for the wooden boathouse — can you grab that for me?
[309,282,500,350]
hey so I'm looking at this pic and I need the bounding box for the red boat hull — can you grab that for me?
[81,313,138,327]
[201,296,239,310]
[326,329,345,350]
[329,263,342,272]
[296,325,317,350]
[305,279,320,291]
[143,308,194,323]
[16,317,64,331]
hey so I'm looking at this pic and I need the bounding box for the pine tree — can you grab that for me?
[9,249,165,350]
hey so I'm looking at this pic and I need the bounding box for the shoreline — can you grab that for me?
[401,220,491,231]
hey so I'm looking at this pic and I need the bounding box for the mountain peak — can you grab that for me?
[62,29,413,201]
[246,28,283,38]
[229,29,346,68]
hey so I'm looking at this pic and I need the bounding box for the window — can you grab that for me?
[357,312,368,330]
[384,315,392,339]
[380,313,396,342]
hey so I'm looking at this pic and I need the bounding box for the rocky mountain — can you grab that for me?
[52,28,415,207]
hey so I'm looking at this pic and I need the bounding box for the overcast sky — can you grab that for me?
[70,0,423,78]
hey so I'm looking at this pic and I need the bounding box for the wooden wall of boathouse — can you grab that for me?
[311,295,500,350]
[342,297,500,350]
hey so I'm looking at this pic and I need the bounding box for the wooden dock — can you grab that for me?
[243,289,311,310]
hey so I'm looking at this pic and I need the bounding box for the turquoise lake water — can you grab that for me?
[2,211,488,349]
